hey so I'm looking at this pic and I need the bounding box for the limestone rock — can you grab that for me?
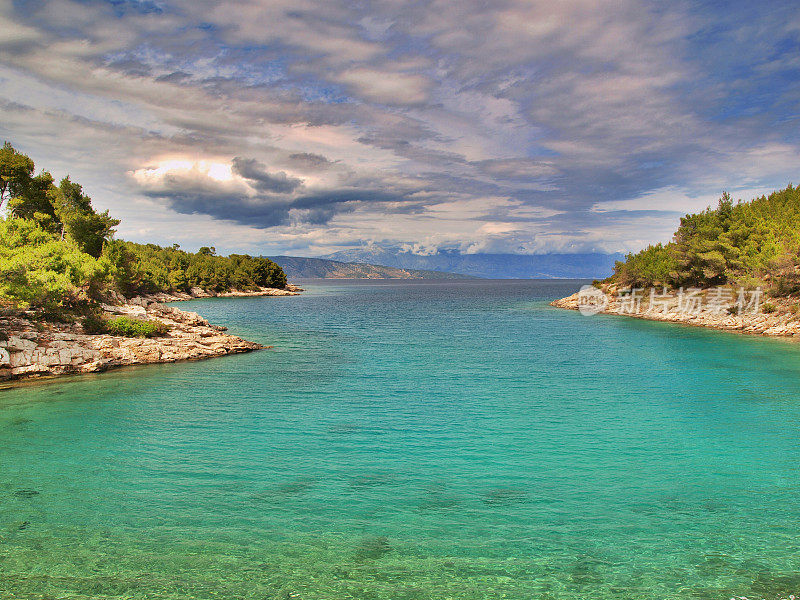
[0,300,267,383]
[189,286,211,298]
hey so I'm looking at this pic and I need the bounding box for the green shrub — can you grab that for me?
[0,217,111,311]
[612,243,677,288]
[105,316,169,338]
[82,311,107,334]
[762,302,777,314]
[39,308,78,323]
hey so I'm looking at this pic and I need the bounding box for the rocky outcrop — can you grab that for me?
[0,299,266,384]
[552,287,800,337]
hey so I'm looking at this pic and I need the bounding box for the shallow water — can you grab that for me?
[2,279,800,599]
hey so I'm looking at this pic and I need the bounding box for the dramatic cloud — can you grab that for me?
[0,0,798,256]
[231,157,303,194]
[131,156,414,228]
[287,152,334,170]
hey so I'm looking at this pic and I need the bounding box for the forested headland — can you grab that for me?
[0,143,287,317]
[609,184,800,296]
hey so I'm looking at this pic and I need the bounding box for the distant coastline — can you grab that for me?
[273,252,623,279]
[268,255,476,280]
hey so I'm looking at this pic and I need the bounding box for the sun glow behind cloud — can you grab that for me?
[133,159,236,184]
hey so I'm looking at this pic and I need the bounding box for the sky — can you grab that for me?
[1,0,799,257]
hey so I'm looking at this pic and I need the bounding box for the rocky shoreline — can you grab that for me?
[552,287,800,338]
[0,287,302,385]
[141,284,303,303]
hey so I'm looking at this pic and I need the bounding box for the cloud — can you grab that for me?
[129,156,413,228]
[231,157,303,193]
[287,152,333,169]
[336,67,432,105]
[474,159,558,180]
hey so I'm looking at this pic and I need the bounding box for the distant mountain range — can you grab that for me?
[322,248,623,279]
[268,256,475,279]
[269,249,622,279]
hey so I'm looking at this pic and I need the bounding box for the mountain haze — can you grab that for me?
[323,249,623,279]
[268,256,475,279]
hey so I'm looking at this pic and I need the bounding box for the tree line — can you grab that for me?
[0,142,287,313]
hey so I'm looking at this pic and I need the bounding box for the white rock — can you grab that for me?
[9,351,31,368]
[8,336,36,352]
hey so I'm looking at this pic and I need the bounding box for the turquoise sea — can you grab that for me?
[2,279,800,600]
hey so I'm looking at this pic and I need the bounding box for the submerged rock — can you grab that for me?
[417,481,461,511]
[354,535,392,560]
[273,479,315,496]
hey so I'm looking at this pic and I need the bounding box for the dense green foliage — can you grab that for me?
[0,143,287,312]
[611,243,677,288]
[0,217,110,311]
[104,316,170,338]
[1,142,120,259]
[611,185,800,293]
[110,242,287,296]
